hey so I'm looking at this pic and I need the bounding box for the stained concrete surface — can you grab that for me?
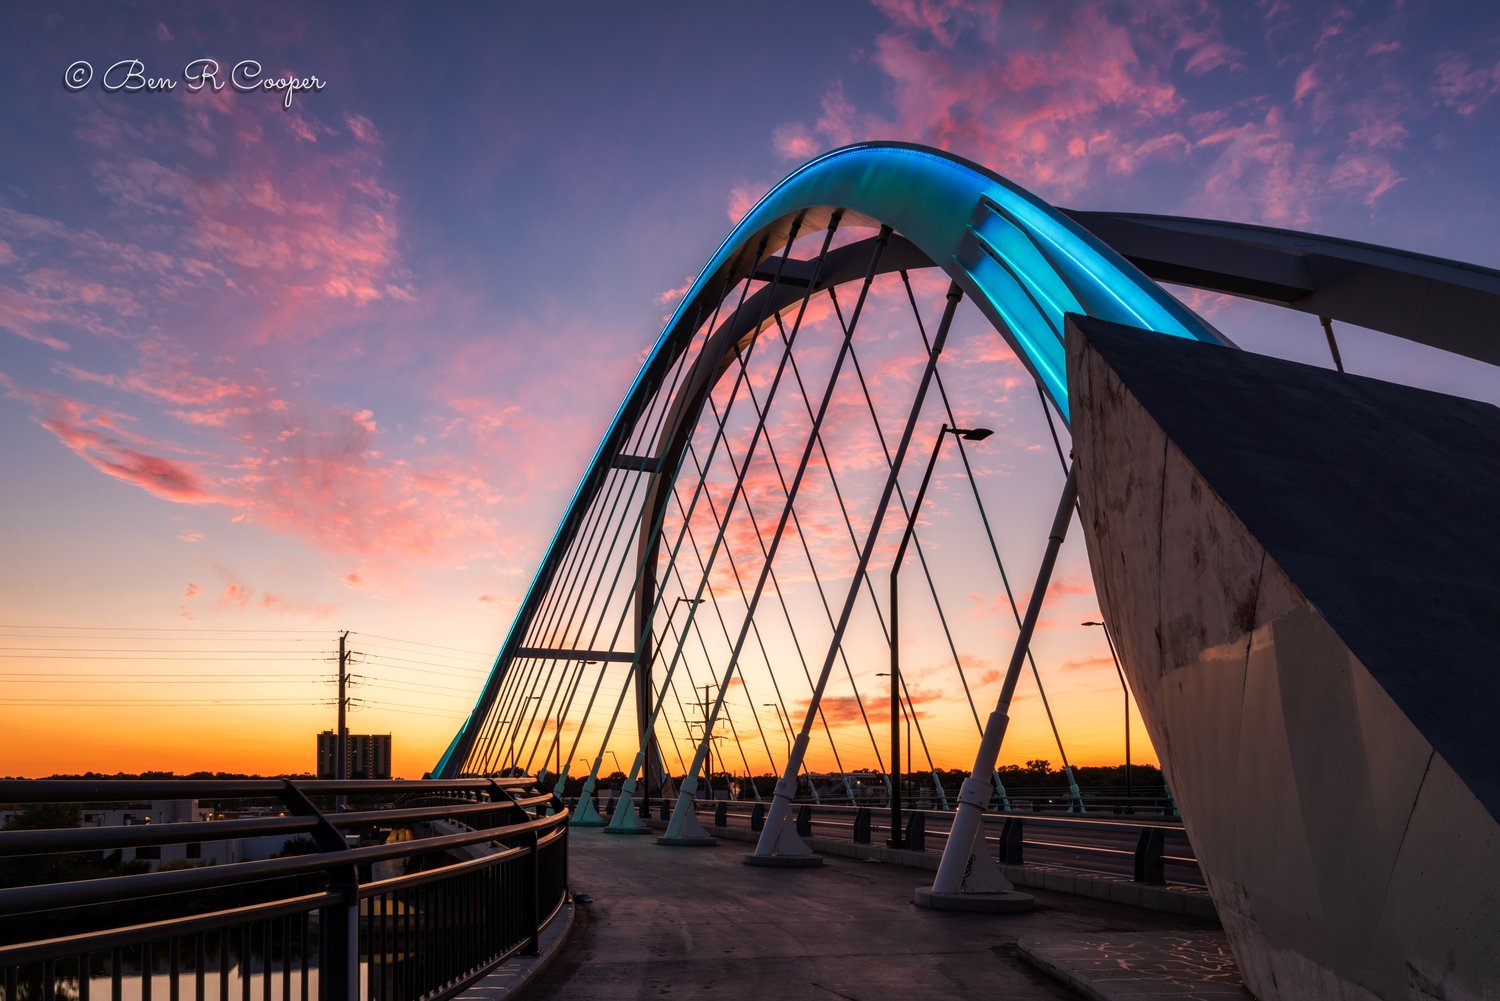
[525,828,1222,1001]
[1020,933,1252,1001]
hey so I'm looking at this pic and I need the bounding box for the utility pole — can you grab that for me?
[337,631,351,781]
[695,683,718,793]
[335,629,351,813]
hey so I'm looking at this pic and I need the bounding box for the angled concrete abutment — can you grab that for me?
[1066,314,1500,1001]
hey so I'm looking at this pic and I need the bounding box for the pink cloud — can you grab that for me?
[656,276,695,308]
[1313,6,1352,51]
[211,572,336,618]
[755,1,1425,233]
[0,90,533,570]
[727,182,769,223]
[1293,65,1318,104]
[796,694,873,726]
[1433,52,1500,116]
[343,113,380,145]
[1,376,217,504]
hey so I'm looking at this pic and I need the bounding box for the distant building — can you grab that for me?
[0,799,287,870]
[316,730,392,779]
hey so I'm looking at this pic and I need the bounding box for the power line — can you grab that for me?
[350,632,492,658]
[356,652,488,675]
[8,698,325,706]
[0,654,325,661]
[2,676,328,684]
[0,625,324,634]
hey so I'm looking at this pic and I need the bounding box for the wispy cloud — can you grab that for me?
[758,0,1447,229]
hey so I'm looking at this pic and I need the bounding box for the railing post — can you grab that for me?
[322,869,360,1001]
[526,827,542,956]
[852,808,871,845]
[714,802,728,827]
[999,818,1024,865]
[795,805,812,838]
[1134,827,1165,885]
[904,811,926,852]
[750,803,765,832]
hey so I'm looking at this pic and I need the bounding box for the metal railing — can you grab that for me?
[680,799,1201,886]
[0,778,569,1001]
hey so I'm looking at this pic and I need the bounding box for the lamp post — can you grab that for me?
[876,672,914,804]
[889,423,992,848]
[652,596,703,817]
[548,659,596,789]
[1083,620,1131,813]
[494,720,512,776]
[520,695,542,776]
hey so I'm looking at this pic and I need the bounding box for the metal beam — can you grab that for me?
[512,647,635,663]
[612,453,660,472]
[1067,209,1500,367]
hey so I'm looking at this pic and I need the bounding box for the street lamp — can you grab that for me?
[548,660,597,785]
[889,423,992,849]
[875,673,913,794]
[1083,620,1131,813]
[518,695,542,775]
[495,719,512,777]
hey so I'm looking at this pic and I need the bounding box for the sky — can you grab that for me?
[2,1,1497,780]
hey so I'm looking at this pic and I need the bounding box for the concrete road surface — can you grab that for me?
[526,827,1220,1000]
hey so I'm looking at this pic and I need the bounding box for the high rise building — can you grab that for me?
[316,730,392,779]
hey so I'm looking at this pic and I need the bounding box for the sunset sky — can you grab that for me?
[2,2,1497,780]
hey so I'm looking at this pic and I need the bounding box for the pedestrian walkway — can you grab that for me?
[521,828,1231,1000]
[1020,932,1251,1000]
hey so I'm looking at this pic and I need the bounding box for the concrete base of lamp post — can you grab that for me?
[743,852,823,868]
[914,887,1034,912]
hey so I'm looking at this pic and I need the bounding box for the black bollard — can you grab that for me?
[999,817,1024,865]
[853,807,871,845]
[905,811,926,852]
[1133,827,1165,885]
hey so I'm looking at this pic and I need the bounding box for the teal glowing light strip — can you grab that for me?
[435,142,1222,775]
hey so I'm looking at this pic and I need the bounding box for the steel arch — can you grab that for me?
[435,141,1500,778]
[435,142,1231,777]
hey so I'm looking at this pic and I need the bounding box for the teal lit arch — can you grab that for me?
[434,142,1227,776]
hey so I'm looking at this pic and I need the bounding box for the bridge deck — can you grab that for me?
[523,828,1221,1000]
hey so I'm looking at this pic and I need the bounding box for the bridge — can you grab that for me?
[3,143,1497,1001]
